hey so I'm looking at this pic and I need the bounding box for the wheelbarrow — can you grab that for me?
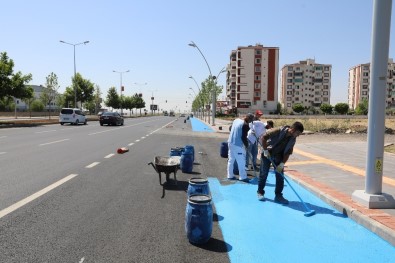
[148,156,180,185]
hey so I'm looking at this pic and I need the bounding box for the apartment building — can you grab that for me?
[348,59,395,110]
[281,59,331,112]
[225,44,279,114]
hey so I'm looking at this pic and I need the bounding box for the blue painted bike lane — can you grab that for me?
[189,117,395,262]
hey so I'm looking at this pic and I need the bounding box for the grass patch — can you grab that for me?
[384,144,395,154]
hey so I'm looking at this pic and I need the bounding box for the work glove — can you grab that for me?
[263,150,271,159]
[276,162,284,173]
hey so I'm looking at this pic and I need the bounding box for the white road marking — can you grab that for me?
[39,139,70,146]
[135,139,140,142]
[0,152,6,155]
[0,136,7,139]
[128,143,134,146]
[141,136,145,139]
[86,162,100,168]
[104,153,115,158]
[35,130,57,134]
[88,120,154,136]
[79,257,85,263]
[0,174,78,219]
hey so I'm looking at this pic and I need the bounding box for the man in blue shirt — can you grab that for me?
[227,113,254,182]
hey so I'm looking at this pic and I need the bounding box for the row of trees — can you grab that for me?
[0,52,146,116]
[190,76,223,112]
[289,99,369,115]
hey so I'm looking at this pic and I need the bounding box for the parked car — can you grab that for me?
[59,108,87,125]
[99,112,124,126]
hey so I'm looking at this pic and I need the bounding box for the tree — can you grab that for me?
[22,86,34,118]
[0,52,33,100]
[292,103,304,114]
[276,102,282,115]
[105,87,120,109]
[31,100,44,111]
[355,98,369,115]
[41,72,60,119]
[134,95,146,116]
[93,85,102,114]
[334,103,349,115]
[63,73,95,108]
[320,103,333,115]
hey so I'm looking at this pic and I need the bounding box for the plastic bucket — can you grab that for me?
[184,145,195,162]
[170,147,184,157]
[180,152,193,173]
[187,177,210,196]
[220,142,228,158]
[185,194,213,244]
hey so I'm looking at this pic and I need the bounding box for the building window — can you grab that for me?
[287,103,291,107]
[287,85,292,89]
[363,66,369,70]
[324,66,330,71]
[287,97,292,101]
[287,79,292,83]
[363,72,369,77]
[324,73,329,77]
[362,91,368,95]
[263,101,267,107]
[295,97,299,101]
[255,66,261,72]
[323,97,329,102]
[287,91,292,95]
[255,75,261,80]
[363,79,368,83]
[255,58,261,64]
[363,85,368,89]
[315,98,320,101]
[296,67,300,71]
[255,83,261,89]
[255,50,261,55]
[323,85,328,89]
[287,72,293,77]
[295,91,299,95]
[323,91,328,95]
[288,66,293,71]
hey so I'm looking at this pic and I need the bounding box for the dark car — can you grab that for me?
[99,112,124,126]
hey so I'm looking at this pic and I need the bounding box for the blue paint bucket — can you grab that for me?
[170,147,184,157]
[185,194,213,244]
[180,152,193,173]
[184,145,195,162]
[187,177,210,197]
[220,142,228,158]
[233,160,239,175]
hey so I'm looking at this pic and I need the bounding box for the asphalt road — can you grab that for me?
[0,117,230,263]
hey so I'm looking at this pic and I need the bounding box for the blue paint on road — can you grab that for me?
[190,117,214,132]
[209,172,395,263]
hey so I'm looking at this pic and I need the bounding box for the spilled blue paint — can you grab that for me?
[189,117,214,132]
[208,171,395,263]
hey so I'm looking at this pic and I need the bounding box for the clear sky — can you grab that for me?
[3,0,394,113]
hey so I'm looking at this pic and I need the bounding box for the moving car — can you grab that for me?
[99,112,124,126]
[59,108,87,125]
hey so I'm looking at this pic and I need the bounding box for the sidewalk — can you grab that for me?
[210,117,395,246]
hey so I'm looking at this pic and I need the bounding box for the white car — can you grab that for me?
[59,108,87,125]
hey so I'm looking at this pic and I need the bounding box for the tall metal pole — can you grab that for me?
[352,0,395,209]
[189,75,204,120]
[60,40,89,108]
[113,70,130,116]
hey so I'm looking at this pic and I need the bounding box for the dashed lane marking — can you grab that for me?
[104,153,115,159]
[86,162,100,168]
[35,130,57,134]
[128,143,134,146]
[39,139,70,146]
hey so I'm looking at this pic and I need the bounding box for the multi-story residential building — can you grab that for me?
[281,59,331,112]
[225,44,279,114]
[348,59,395,110]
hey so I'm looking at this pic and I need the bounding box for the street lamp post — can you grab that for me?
[189,75,205,121]
[113,70,130,116]
[60,40,89,108]
[189,41,220,125]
